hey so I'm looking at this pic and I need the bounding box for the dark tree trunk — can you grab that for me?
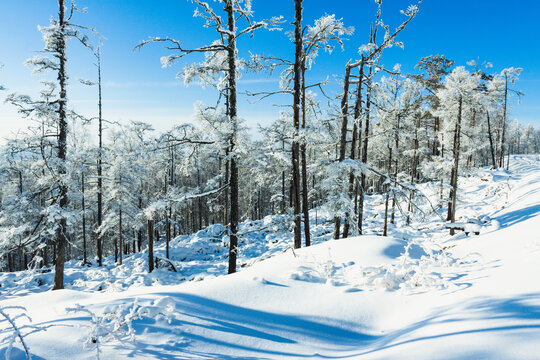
[407,116,420,225]
[225,0,240,274]
[300,58,311,247]
[467,110,476,168]
[8,253,13,273]
[118,208,123,265]
[82,172,87,263]
[166,146,173,258]
[114,215,118,263]
[486,111,497,168]
[344,62,364,238]
[148,219,154,273]
[448,96,463,234]
[338,65,352,163]
[166,207,171,259]
[290,0,303,249]
[224,156,229,227]
[358,66,373,234]
[499,75,508,168]
[223,91,230,227]
[433,116,440,156]
[43,245,48,267]
[281,167,286,214]
[390,113,401,224]
[383,146,392,237]
[197,167,203,230]
[53,0,68,291]
[390,157,398,224]
[334,63,352,239]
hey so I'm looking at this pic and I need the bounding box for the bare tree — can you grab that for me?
[136,0,280,274]
[96,47,104,266]
[335,0,422,238]
[291,0,303,249]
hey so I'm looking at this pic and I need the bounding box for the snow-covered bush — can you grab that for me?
[67,297,175,360]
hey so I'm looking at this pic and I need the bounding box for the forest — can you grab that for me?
[0,0,539,359]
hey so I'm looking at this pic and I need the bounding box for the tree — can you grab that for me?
[78,45,106,265]
[498,67,522,168]
[98,126,145,265]
[435,67,480,232]
[413,55,454,156]
[250,12,352,246]
[291,0,303,250]
[137,0,280,274]
[336,0,422,238]
[373,74,422,235]
[5,0,93,289]
[96,46,105,266]
[52,0,69,290]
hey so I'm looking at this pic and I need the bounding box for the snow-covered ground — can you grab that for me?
[1,155,539,359]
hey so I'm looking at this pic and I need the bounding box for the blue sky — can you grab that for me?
[0,0,539,140]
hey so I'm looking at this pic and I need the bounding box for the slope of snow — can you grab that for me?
[1,155,539,359]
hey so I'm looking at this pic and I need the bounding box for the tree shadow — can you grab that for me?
[56,292,378,359]
[35,291,540,359]
[383,241,427,260]
[353,292,540,359]
[0,347,47,360]
[120,292,540,359]
[494,204,540,228]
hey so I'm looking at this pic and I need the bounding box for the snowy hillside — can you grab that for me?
[1,154,539,359]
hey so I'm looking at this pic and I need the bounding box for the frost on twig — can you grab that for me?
[66,297,175,360]
[0,306,48,360]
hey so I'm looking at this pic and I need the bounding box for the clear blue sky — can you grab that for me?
[0,0,539,140]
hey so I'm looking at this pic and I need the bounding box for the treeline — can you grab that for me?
[0,0,538,289]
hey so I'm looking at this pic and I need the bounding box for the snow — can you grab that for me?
[1,154,539,359]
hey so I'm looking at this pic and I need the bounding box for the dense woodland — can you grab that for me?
[0,0,539,291]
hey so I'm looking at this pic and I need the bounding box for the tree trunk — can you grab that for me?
[97,48,104,267]
[499,75,508,168]
[166,207,171,259]
[406,116,420,225]
[290,0,303,249]
[281,167,286,214]
[148,219,154,273]
[334,63,352,239]
[344,62,364,238]
[197,167,203,230]
[390,157,398,224]
[300,58,311,247]
[225,0,240,274]
[448,96,463,234]
[383,146,392,236]
[358,66,373,234]
[53,0,68,291]
[119,207,123,265]
[467,110,476,168]
[114,213,118,263]
[433,116,440,156]
[224,156,229,225]
[486,111,497,168]
[389,110,400,224]
[82,172,87,263]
